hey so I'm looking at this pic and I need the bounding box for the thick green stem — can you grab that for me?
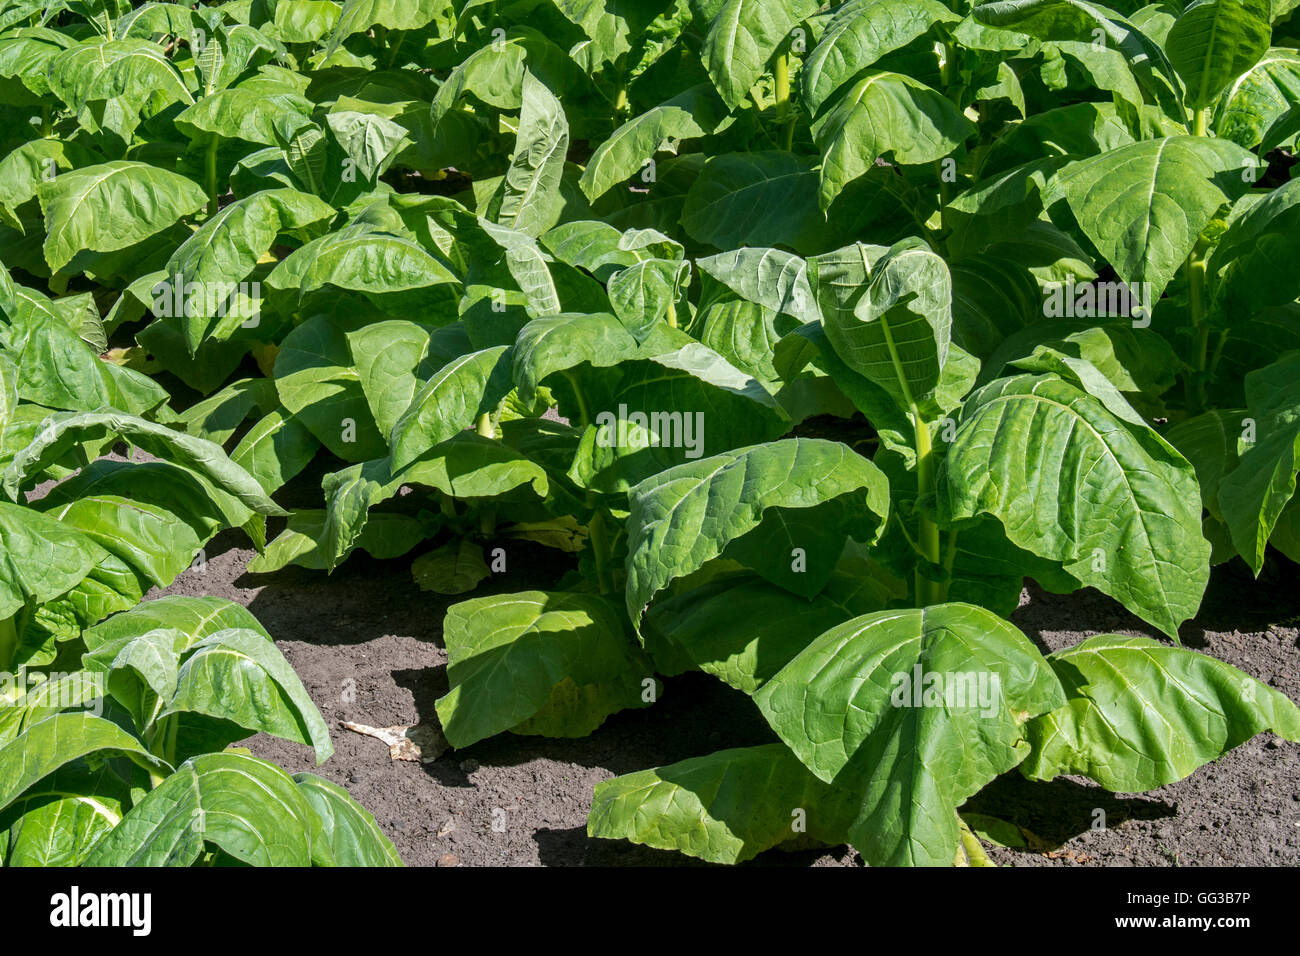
[613,80,629,115]
[1192,106,1210,138]
[1184,250,1209,414]
[912,407,943,607]
[0,614,17,673]
[475,412,494,438]
[587,501,613,594]
[666,297,678,329]
[205,135,219,217]
[774,50,794,151]
[957,814,995,867]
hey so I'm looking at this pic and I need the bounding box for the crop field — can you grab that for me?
[0,0,1299,873]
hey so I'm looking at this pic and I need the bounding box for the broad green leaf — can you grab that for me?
[434,591,652,748]
[274,314,388,462]
[696,247,819,324]
[701,0,817,110]
[1022,635,1300,790]
[681,151,822,249]
[0,713,168,814]
[1217,353,1300,573]
[753,603,1064,867]
[164,628,334,763]
[38,161,206,275]
[326,106,410,182]
[230,408,321,495]
[1212,48,1300,147]
[0,501,105,621]
[347,320,461,440]
[388,346,514,469]
[801,0,960,115]
[164,188,336,353]
[176,87,315,146]
[939,373,1211,636]
[579,84,725,202]
[552,0,671,66]
[320,436,548,569]
[820,238,951,411]
[644,568,890,694]
[34,460,228,589]
[1209,178,1300,321]
[625,438,890,623]
[83,753,317,867]
[3,409,286,519]
[1166,0,1272,109]
[588,743,857,864]
[82,595,271,655]
[487,71,569,238]
[608,258,688,340]
[411,539,491,595]
[813,71,973,209]
[293,773,404,866]
[248,510,429,572]
[1056,136,1257,302]
[568,344,790,493]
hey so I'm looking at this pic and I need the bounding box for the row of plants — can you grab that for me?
[2,0,1300,865]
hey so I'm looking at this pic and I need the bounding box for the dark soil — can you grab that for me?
[145,496,1300,867]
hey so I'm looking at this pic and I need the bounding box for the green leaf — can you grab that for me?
[83,753,318,866]
[411,539,491,595]
[1217,352,1300,573]
[801,0,960,116]
[1056,136,1256,302]
[274,314,388,462]
[1209,178,1300,321]
[487,71,569,238]
[701,0,817,110]
[388,346,514,470]
[164,628,334,763]
[164,188,336,353]
[644,568,891,694]
[681,151,823,249]
[82,595,271,655]
[579,84,725,202]
[625,438,890,624]
[293,773,404,866]
[588,743,857,863]
[1166,0,1272,110]
[813,71,973,209]
[434,591,652,748]
[696,247,819,324]
[939,373,1211,637]
[820,238,952,411]
[753,603,1064,866]
[230,408,321,495]
[1022,635,1300,790]
[1213,48,1300,148]
[0,501,105,622]
[0,713,169,814]
[3,409,286,518]
[37,161,206,275]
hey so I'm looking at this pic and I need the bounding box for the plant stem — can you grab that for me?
[205,135,219,217]
[957,814,995,867]
[665,297,677,329]
[1183,249,1209,414]
[475,412,494,438]
[1192,106,1210,137]
[773,50,794,151]
[912,406,943,607]
[0,614,17,673]
[586,500,613,594]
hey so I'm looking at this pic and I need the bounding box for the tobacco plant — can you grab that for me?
[2,0,1300,866]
